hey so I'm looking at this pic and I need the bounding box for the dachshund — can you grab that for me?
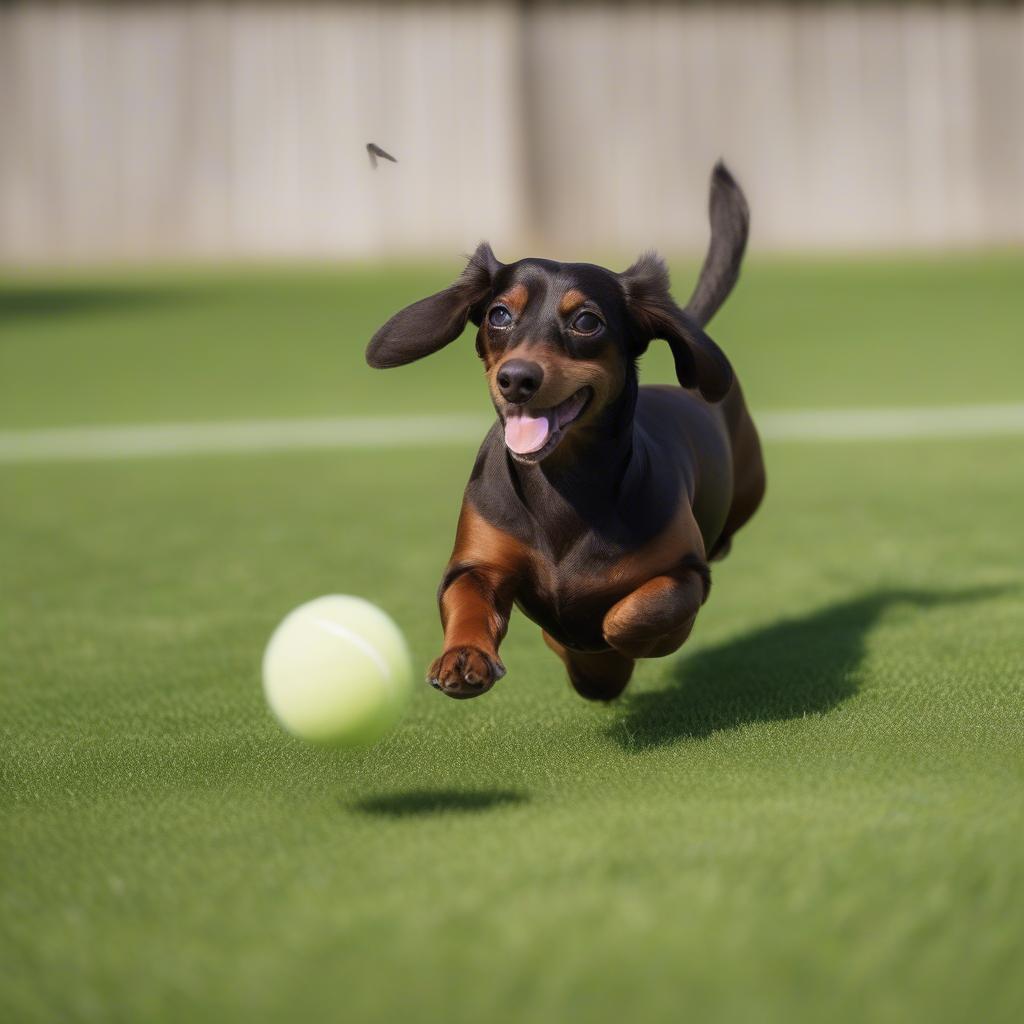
[366,161,765,701]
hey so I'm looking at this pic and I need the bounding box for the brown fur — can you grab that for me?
[557,288,586,315]
[487,345,624,434]
[498,282,529,317]
[428,504,529,697]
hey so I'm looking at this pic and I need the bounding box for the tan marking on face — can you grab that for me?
[479,284,530,369]
[558,288,587,315]
[488,340,624,413]
[497,282,529,316]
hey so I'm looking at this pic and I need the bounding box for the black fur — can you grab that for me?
[685,160,750,327]
[619,251,734,401]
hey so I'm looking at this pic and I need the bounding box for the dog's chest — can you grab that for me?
[465,450,703,652]
[514,508,695,652]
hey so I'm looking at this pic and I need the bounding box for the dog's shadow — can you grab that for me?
[609,586,1004,751]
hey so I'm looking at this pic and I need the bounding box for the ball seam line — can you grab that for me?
[309,616,393,684]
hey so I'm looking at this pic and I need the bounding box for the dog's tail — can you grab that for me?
[684,161,749,328]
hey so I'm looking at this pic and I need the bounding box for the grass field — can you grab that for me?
[2,253,1023,1023]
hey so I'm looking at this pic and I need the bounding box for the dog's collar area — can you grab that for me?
[502,387,592,463]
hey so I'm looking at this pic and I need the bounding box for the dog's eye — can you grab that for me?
[571,311,602,334]
[488,306,513,328]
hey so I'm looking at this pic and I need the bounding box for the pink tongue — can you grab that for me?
[504,411,551,454]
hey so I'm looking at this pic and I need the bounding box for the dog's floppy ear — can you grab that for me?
[366,243,502,368]
[619,251,733,402]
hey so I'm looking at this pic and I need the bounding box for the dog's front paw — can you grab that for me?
[427,646,506,699]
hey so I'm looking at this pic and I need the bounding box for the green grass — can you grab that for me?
[2,254,1024,1023]
[3,251,1024,429]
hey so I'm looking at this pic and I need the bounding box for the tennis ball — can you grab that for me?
[262,595,413,746]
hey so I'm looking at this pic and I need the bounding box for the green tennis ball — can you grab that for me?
[263,595,413,746]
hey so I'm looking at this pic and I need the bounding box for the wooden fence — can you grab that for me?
[2,2,1022,263]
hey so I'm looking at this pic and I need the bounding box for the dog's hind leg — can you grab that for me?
[601,567,708,661]
[543,632,635,701]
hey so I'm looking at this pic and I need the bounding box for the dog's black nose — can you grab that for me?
[497,360,543,404]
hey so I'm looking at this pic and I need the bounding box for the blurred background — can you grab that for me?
[2,0,1024,265]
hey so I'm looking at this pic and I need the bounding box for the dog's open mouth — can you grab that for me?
[503,387,592,462]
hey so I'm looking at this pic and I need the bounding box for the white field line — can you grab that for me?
[0,404,1023,464]
[0,415,493,463]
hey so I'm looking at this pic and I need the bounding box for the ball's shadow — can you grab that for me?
[353,788,528,818]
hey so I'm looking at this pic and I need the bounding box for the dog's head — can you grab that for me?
[366,244,733,464]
